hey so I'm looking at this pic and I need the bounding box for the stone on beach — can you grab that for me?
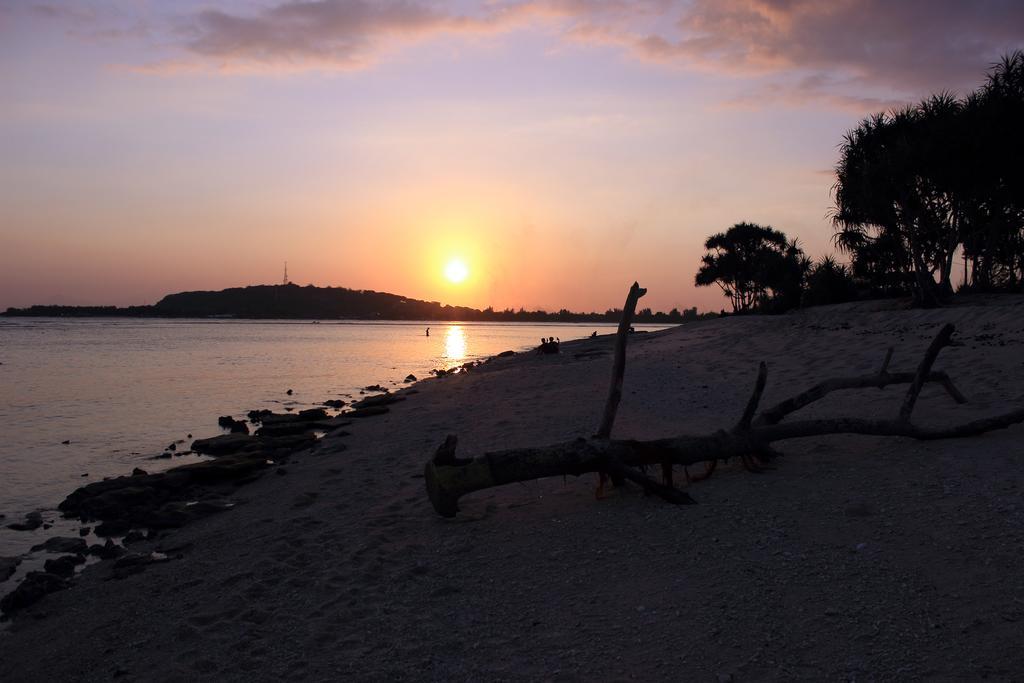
[6,510,44,531]
[42,554,85,579]
[0,556,21,583]
[30,537,88,554]
[0,571,69,616]
[349,393,405,410]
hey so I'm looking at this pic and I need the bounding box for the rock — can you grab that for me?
[191,433,261,456]
[171,454,271,484]
[276,467,287,476]
[88,539,123,560]
[79,526,91,536]
[31,536,88,554]
[247,409,273,422]
[61,470,184,518]
[404,374,417,382]
[151,452,172,460]
[113,551,170,574]
[0,556,21,583]
[323,399,346,408]
[218,416,249,434]
[350,393,405,410]
[496,350,516,357]
[6,511,43,532]
[347,405,390,418]
[61,440,70,445]
[255,422,315,438]
[42,554,84,579]
[122,531,146,545]
[257,412,304,426]
[132,467,148,477]
[166,443,177,451]
[312,416,351,431]
[286,389,293,395]
[297,408,328,421]
[0,571,70,615]
[363,384,387,392]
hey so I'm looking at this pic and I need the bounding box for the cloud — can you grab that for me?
[27,1,1024,107]
[672,0,1024,90]
[564,0,1024,108]
[183,1,461,69]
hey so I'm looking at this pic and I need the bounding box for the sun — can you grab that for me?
[444,258,469,284]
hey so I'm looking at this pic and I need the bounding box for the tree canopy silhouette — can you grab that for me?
[694,222,808,313]
[832,51,1024,306]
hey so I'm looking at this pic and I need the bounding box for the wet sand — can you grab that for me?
[2,295,1024,681]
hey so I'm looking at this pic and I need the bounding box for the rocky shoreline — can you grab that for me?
[0,363,476,619]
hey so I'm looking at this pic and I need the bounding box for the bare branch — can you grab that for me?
[425,404,1024,516]
[899,323,955,421]
[736,362,767,430]
[603,457,695,505]
[879,347,894,374]
[754,371,967,426]
[424,320,1021,517]
[596,281,647,439]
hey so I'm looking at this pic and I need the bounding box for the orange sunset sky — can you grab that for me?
[2,1,1023,313]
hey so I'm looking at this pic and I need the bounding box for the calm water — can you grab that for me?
[0,318,671,556]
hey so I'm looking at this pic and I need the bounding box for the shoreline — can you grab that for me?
[2,297,1024,679]
[1,322,672,561]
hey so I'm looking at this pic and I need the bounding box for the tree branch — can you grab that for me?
[424,319,1021,517]
[899,323,955,421]
[754,370,967,426]
[736,362,767,430]
[596,282,647,439]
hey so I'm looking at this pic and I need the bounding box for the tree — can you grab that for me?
[694,222,807,313]
[803,255,857,307]
[832,98,966,306]
[832,51,1024,304]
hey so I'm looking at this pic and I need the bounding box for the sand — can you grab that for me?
[2,295,1024,681]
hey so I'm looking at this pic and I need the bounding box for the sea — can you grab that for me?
[0,318,672,558]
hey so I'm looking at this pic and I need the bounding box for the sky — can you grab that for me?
[1,1,1022,313]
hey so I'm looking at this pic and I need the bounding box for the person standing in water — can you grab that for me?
[426,327,430,337]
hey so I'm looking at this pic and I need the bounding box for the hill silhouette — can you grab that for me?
[2,283,700,323]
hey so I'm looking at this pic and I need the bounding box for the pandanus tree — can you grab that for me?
[961,51,1024,290]
[802,255,857,307]
[833,51,1024,303]
[832,97,966,307]
[694,222,808,313]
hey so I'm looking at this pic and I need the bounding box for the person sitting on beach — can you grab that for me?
[536,337,560,355]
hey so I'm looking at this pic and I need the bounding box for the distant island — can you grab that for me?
[2,283,706,323]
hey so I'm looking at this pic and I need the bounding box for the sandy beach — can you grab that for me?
[2,296,1024,681]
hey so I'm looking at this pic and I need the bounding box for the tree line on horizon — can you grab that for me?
[697,51,1024,313]
[2,284,711,324]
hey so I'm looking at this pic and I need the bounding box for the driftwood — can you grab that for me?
[424,284,1024,517]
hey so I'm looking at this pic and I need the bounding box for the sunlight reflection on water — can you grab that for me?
[443,324,467,365]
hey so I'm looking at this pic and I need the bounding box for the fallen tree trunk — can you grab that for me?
[424,285,1024,517]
